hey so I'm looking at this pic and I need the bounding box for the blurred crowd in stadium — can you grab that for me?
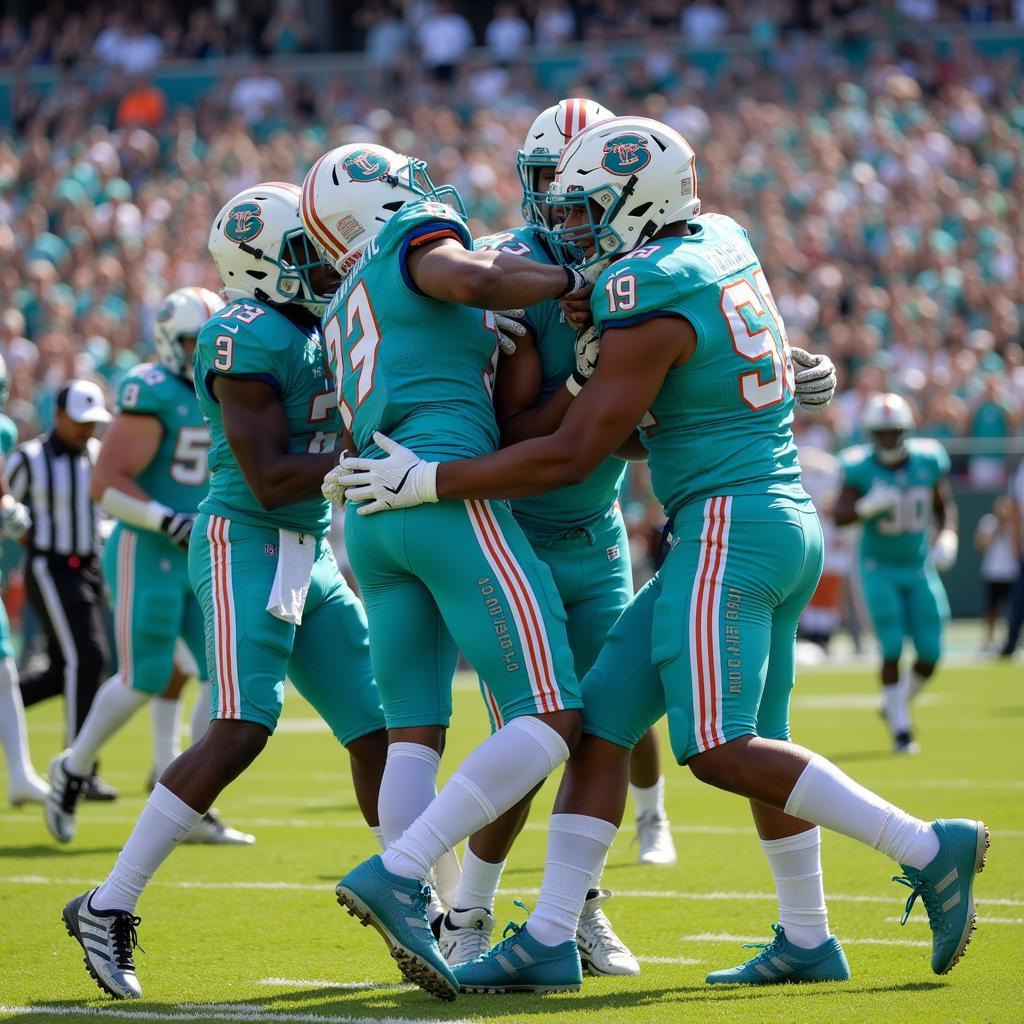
[0,0,1021,598]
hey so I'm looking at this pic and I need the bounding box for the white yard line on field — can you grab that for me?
[256,979,412,991]
[0,1008,474,1024]
[677,933,931,949]
[5,875,1022,909]
[885,916,1024,925]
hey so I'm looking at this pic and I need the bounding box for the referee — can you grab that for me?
[5,380,117,800]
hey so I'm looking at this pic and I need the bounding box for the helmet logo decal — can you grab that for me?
[342,149,390,182]
[156,300,175,322]
[224,201,264,243]
[601,133,652,175]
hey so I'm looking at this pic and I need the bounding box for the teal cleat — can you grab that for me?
[335,855,458,1001]
[893,818,990,975]
[705,924,850,985]
[453,919,583,994]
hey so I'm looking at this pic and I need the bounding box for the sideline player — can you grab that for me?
[59,184,388,1000]
[835,394,957,753]
[334,117,988,991]
[301,141,596,1001]
[45,287,252,846]
[0,353,49,805]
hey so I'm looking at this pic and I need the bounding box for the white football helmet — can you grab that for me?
[208,182,333,317]
[154,287,224,381]
[862,392,914,464]
[546,116,700,271]
[300,143,464,278]
[517,98,614,226]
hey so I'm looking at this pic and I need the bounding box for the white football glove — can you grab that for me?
[339,432,439,515]
[566,326,600,396]
[854,482,900,520]
[0,494,30,540]
[322,449,350,507]
[791,347,837,411]
[931,529,958,571]
[493,310,527,356]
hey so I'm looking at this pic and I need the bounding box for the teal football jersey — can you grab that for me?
[116,363,209,514]
[0,414,16,459]
[839,438,950,566]
[322,201,499,463]
[194,299,338,536]
[592,213,807,518]
[475,225,626,538]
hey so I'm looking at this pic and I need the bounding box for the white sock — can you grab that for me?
[589,848,609,891]
[882,676,911,734]
[383,716,569,880]
[92,784,201,913]
[760,827,830,949]
[378,741,441,848]
[785,754,940,869]
[528,813,619,947]
[151,697,183,777]
[631,776,665,818]
[457,845,506,911]
[190,682,211,745]
[66,675,147,777]
[0,657,37,785]
[369,824,385,851]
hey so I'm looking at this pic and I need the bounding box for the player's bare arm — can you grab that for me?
[90,413,163,504]
[833,484,863,527]
[933,476,958,534]
[407,237,590,310]
[436,316,694,500]
[215,376,339,510]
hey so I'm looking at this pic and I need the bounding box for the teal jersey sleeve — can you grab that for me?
[589,215,806,517]
[838,445,874,494]
[196,300,338,536]
[0,414,17,459]
[324,199,500,464]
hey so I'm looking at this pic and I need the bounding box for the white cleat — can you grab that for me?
[8,771,50,807]
[182,809,255,845]
[45,751,87,843]
[636,810,677,865]
[62,889,142,999]
[576,889,640,976]
[440,906,495,966]
[894,732,921,756]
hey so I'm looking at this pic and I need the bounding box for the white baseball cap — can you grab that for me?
[56,379,112,424]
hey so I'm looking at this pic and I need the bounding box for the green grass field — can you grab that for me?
[1,660,1021,1023]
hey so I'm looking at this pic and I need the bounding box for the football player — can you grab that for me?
[835,394,957,753]
[45,287,252,847]
[302,141,595,1001]
[59,185,388,1000]
[333,117,987,991]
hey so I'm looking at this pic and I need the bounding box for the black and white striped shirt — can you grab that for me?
[6,433,101,557]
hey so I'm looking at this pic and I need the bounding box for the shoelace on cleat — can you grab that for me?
[740,923,787,960]
[110,912,143,970]
[412,884,433,923]
[893,873,943,929]
[581,909,626,954]
[635,812,669,848]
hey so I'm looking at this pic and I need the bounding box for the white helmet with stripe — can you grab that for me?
[862,392,915,464]
[154,287,225,381]
[300,143,465,279]
[208,181,333,317]
[517,97,615,226]
[545,116,700,272]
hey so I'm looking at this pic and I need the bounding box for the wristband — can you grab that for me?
[100,487,173,533]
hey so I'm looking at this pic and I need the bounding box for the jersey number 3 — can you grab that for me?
[721,270,794,411]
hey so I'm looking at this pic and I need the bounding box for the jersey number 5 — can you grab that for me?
[721,270,794,411]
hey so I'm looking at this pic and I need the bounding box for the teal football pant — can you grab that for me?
[582,495,823,764]
[189,514,383,743]
[345,498,581,730]
[859,561,948,664]
[102,524,206,695]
